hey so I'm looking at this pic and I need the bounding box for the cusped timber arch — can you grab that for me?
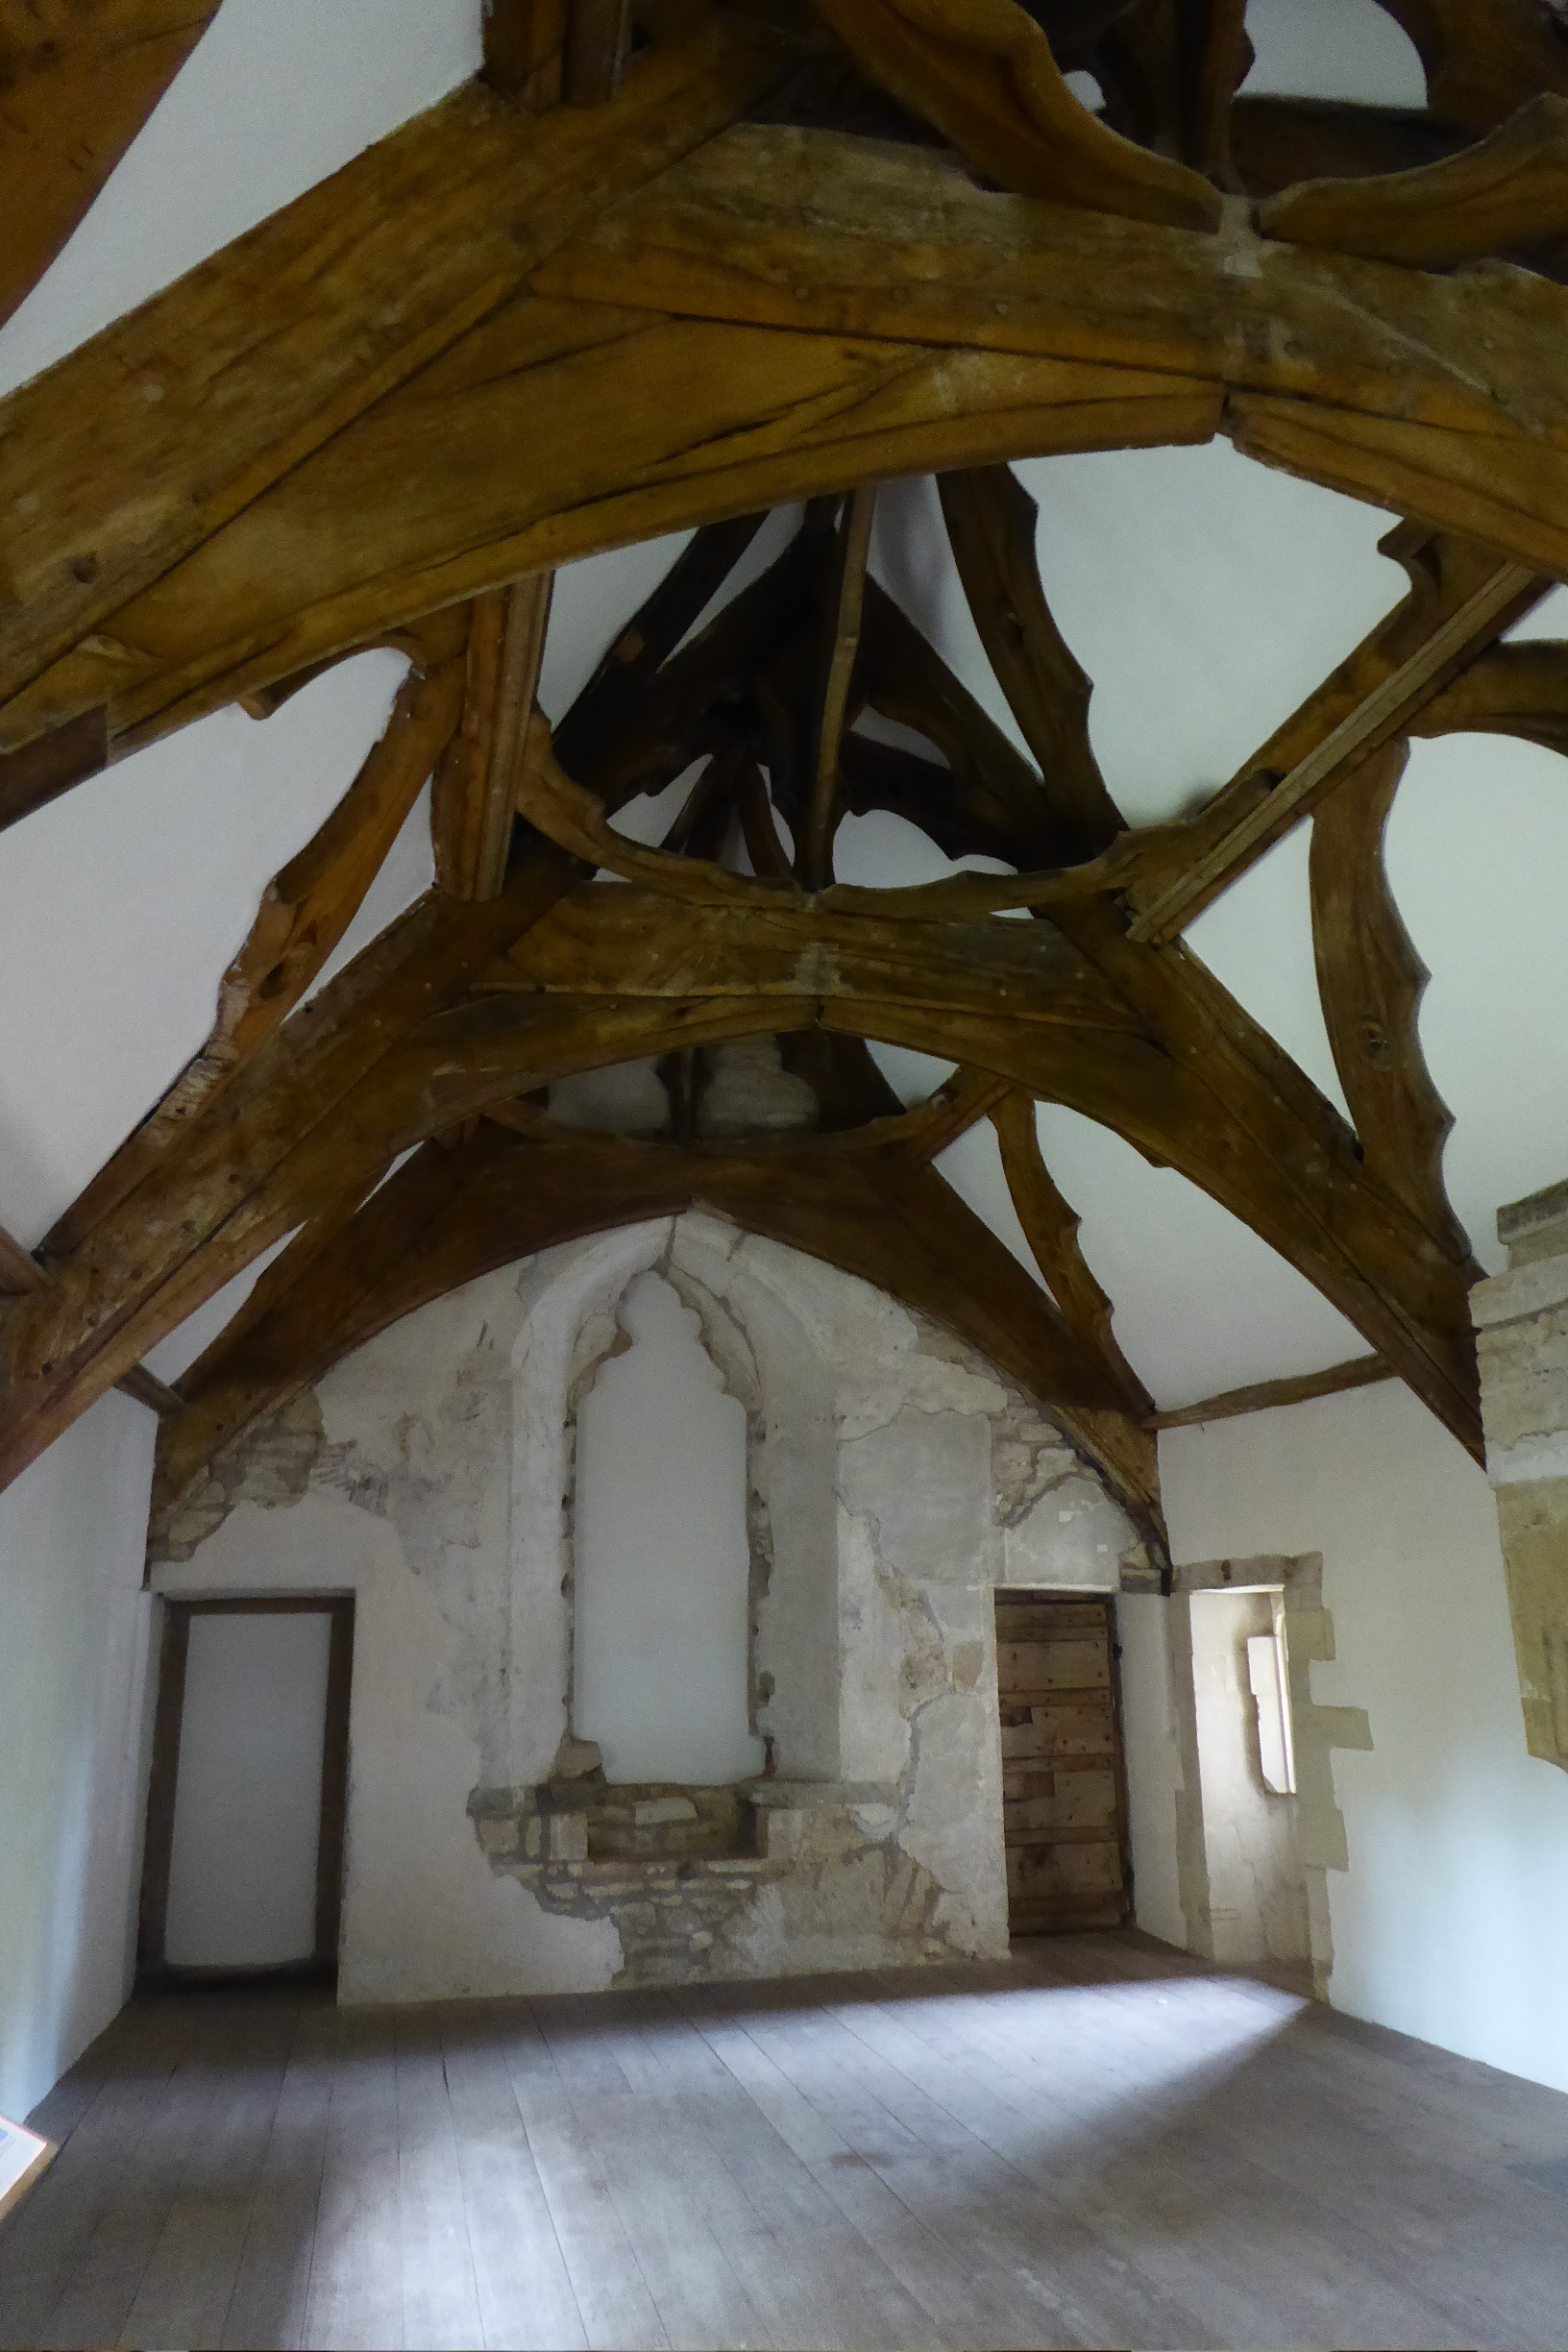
[3,83,1568,761]
[145,1120,1166,1563]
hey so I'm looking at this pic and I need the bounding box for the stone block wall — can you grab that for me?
[1167,1555,1369,1995]
[150,1213,1150,2002]
[1473,1179,1568,1772]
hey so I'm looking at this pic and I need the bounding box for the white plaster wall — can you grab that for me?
[1161,1381,1568,2093]
[1115,1593,1187,1950]
[0,1397,157,2121]
[575,1273,763,1784]
[156,1477,622,2007]
[154,1215,1147,1999]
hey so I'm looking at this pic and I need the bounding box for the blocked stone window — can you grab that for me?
[573,1271,765,1784]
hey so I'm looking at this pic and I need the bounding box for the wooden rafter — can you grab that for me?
[45,627,468,1257]
[1259,93,1568,268]
[1309,739,1478,1270]
[145,1117,1164,1555]
[116,1363,184,1417]
[1146,1354,1395,1433]
[801,489,876,888]
[1416,639,1568,755]
[1369,0,1568,133]
[432,578,553,900]
[810,0,1222,228]
[10,12,1568,1521]
[992,1089,1154,1421]
[938,464,1123,858]
[0,9,796,743]
[1124,528,1549,943]
[0,709,108,838]
[0,1224,49,1297]
[1173,0,1250,181]
[0,0,221,333]
[13,119,1568,770]
[0,819,1482,1498]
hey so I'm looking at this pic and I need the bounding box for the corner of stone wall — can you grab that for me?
[1171,1555,1370,1997]
[1472,1193,1568,1774]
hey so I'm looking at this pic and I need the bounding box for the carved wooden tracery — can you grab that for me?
[5,0,1568,1570]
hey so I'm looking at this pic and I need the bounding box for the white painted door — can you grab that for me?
[162,1609,332,1969]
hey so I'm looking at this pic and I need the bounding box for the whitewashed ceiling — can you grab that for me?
[3,0,1565,1416]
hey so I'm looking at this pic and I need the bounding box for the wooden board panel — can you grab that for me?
[995,1593,1130,1936]
[997,1702,1115,1761]
[995,1636,1111,1691]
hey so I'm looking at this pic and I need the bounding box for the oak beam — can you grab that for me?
[992,1088,1154,1419]
[115,1363,184,1417]
[1415,637,1568,756]
[1260,93,1568,267]
[1175,0,1250,181]
[1371,0,1568,134]
[1126,533,1547,943]
[147,1121,1164,1551]
[938,464,1122,857]
[801,489,876,888]
[483,0,568,108]
[0,837,1482,1493]
[825,603,1486,1451]
[0,0,220,333]
[432,577,553,900]
[1146,1353,1395,1431]
[1309,739,1477,1269]
[812,0,1222,228]
[26,120,1568,760]
[0,709,108,838]
[46,641,468,1257]
[0,11,795,735]
[0,1225,49,1295]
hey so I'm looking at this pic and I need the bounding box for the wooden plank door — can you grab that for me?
[995,1593,1131,1936]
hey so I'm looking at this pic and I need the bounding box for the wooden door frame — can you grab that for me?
[994,1587,1136,1934]
[137,1593,355,1988]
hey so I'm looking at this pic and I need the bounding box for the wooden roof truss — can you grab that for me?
[6,0,1568,1567]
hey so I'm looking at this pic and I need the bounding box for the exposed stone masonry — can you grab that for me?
[1474,1179,1568,1771]
[471,1777,958,1989]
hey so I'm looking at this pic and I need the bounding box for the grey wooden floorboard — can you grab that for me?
[1005,1939,1568,2346]
[436,1998,587,2352]
[535,1994,767,2351]
[6,1934,1568,2351]
[652,1991,937,2352]
[36,1998,251,2351]
[302,2006,404,2351]
[677,1997,983,2349]
[833,1974,1443,2350]
[721,1994,1099,2348]
[746,1990,1203,2351]
[221,1999,338,2351]
[116,1996,293,2350]
[608,1993,860,2352]
[393,2007,483,2352]
[497,2003,670,2352]
[0,1999,189,2350]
